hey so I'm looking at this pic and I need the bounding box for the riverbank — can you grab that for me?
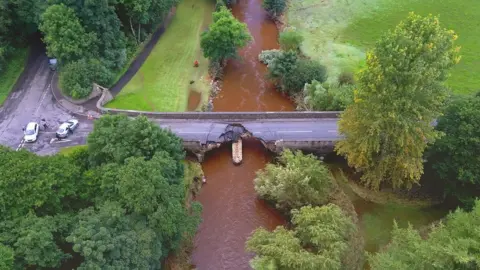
[286,0,480,93]
[106,0,213,112]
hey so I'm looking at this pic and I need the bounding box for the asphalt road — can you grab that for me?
[0,45,81,155]
[13,118,340,155]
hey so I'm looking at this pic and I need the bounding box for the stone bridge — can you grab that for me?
[156,119,340,162]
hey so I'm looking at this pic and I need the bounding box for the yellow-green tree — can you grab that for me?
[335,13,460,189]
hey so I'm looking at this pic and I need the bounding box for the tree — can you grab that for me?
[279,28,304,52]
[369,200,480,270]
[267,50,297,83]
[13,214,68,269]
[67,201,164,270]
[0,146,80,219]
[335,13,460,189]
[0,244,14,270]
[87,115,185,167]
[40,4,96,63]
[200,6,251,63]
[427,94,480,208]
[282,59,327,93]
[59,58,113,99]
[246,204,356,270]
[303,81,354,111]
[262,0,286,18]
[254,149,333,213]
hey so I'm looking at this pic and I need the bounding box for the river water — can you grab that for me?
[191,0,448,269]
[191,0,294,269]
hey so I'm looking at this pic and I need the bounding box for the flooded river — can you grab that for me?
[192,0,294,269]
[191,0,448,269]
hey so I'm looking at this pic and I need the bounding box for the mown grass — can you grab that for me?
[58,145,87,156]
[106,0,213,111]
[287,0,480,94]
[0,48,29,105]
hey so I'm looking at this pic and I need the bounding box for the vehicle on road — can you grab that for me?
[24,122,39,142]
[49,58,57,71]
[56,119,79,139]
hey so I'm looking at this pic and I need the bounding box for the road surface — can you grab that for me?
[0,44,81,155]
[12,118,340,155]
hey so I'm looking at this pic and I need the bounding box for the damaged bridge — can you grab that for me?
[157,119,340,162]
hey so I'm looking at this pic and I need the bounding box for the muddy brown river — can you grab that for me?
[191,0,294,269]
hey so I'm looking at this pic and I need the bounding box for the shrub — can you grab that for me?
[215,0,226,10]
[254,149,333,213]
[338,71,355,85]
[258,49,282,65]
[279,28,304,52]
[303,81,354,111]
[262,0,286,18]
[267,50,298,86]
[60,58,113,99]
[282,59,327,94]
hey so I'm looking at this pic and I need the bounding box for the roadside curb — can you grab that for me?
[49,73,101,119]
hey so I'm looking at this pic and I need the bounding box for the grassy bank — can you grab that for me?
[287,0,480,94]
[58,145,87,156]
[0,48,29,105]
[106,0,213,111]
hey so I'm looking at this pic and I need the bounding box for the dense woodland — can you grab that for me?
[0,115,201,269]
[0,0,179,98]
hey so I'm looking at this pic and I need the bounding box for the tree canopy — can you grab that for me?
[0,115,200,269]
[254,149,333,213]
[335,13,460,189]
[87,114,184,166]
[427,94,480,208]
[369,200,480,270]
[246,204,356,270]
[200,6,251,63]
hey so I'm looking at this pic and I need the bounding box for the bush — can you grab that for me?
[282,59,327,94]
[338,71,355,85]
[258,49,282,65]
[262,0,287,18]
[215,0,226,10]
[303,81,354,111]
[60,58,113,99]
[267,50,298,87]
[254,149,333,213]
[279,28,304,52]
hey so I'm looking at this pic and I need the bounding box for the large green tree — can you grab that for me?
[428,94,480,208]
[335,13,460,189]
[0,244,14,270]
[0,146,80,219]
[262,0,286,18]
[40,4,96,63]
[200,6,251,63]
[254,149,333,212]
[246,204,357,270]
[87,114,184,166]
[369,200,480,269]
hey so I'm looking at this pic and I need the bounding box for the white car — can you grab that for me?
[24,122,39,142]
[56,119,79,139]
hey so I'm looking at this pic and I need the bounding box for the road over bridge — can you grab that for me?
[21,117,341,159]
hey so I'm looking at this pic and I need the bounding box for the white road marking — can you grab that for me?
[327,130,337,133]
[16,139,25,151]
[53,139,72,143]
[277,130,313,133]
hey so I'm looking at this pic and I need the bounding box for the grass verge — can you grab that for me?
[106,0,213,111]
[287,0,480,94]
[58,145,87,156]
[0,48,29,105]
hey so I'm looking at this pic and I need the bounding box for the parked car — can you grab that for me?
[56,119,79,139]
[24,122,39,142]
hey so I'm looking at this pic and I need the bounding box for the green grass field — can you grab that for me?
[0,48,28,105]
[106,0,213,111]
[287,0,480,94]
